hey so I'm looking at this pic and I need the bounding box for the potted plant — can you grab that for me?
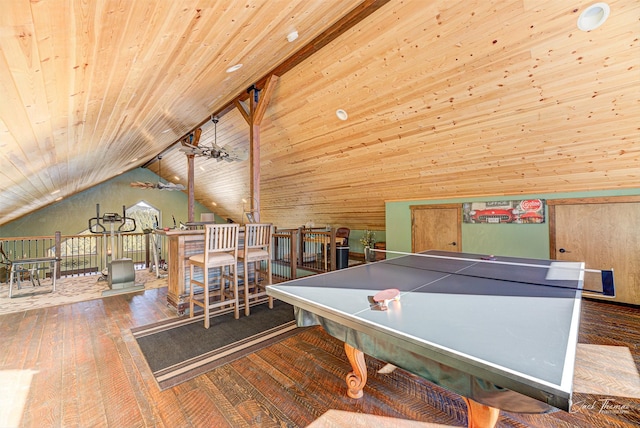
[360,230,376,262]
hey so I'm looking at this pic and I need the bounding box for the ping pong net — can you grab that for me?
[365,247,615,297]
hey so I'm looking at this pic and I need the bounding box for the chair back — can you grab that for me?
[336,227,350,246]
[205,224,239,258]
[243,223,273,252]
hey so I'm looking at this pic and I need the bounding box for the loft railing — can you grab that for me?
[272,229,299,281]
[0,227,347,283]
[0,232,162,279]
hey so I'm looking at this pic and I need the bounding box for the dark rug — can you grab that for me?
[131,300,299,390]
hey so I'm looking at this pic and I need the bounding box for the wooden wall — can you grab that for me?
[148,0,639,230]
[257,0,639,229]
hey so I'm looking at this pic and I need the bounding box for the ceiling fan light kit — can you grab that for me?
[178,116,248,162]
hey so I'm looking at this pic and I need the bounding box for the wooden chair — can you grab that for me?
[188,224,240,328]
[238,223,273,316]
[336,227,350,246]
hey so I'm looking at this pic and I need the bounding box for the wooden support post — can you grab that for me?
[187,154,195,223]
[238,75,279,224]
[186,128,201,223]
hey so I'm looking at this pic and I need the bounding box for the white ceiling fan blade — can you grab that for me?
[221,146,248,161]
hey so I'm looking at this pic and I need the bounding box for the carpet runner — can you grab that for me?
[131,300,299,390]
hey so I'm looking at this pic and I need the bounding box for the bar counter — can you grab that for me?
[154,227,253,314]
[153,228,205,314]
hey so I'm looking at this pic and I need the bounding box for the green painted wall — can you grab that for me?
[0,168,221,237]
[386,188,640,259]
[348,229,386,254]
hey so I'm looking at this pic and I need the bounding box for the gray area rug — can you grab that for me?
[131,300,299,390]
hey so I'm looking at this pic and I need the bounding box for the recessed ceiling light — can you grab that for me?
[577,3,610,31]
[211,202,217,206]
[161,129,171,134]
[226,63,243,73]
[287,30,299,43]
[336,109,348,121]
[174,176,180,181]
[50,189,60,195]
[55,196,63,202]
[199,165,206,171]
[130,158,138,163]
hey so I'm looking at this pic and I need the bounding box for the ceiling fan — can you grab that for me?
[179,116,248,162]
[130,181,185,191]
[130,156,186,191]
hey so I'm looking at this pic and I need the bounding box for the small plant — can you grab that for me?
[359,229,376,248]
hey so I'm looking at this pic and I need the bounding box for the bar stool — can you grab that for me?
[238,223,273,316]
[188,224,239,328]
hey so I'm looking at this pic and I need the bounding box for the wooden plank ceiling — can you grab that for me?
[0,0,370,225]
[1,1,638,229]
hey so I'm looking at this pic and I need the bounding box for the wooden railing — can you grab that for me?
[1,226,348,283]
[272,229,299,281]
[0,232,164,279]
[273,227,347,279]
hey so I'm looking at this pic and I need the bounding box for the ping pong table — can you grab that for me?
[267,250,587,428]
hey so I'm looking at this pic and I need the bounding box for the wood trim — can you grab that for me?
[549,203,557,259]
[547,195,640,206]
[253,74,279,126]
[547,195,640,258]
[409,203,463,211]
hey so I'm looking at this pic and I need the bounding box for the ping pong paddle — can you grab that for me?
[370,288,400,311]
[373,288,400,303]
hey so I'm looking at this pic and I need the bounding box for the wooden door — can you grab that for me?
[411,204,462,253]
[549,197,640,305]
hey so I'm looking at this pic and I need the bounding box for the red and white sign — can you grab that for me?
[463,199,546,224]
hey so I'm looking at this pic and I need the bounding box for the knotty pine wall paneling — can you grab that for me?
[254,0,639,230]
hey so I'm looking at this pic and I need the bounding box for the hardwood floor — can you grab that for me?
[0,287,638,427]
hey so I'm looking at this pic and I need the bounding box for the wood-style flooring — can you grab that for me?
[0,286,638,427]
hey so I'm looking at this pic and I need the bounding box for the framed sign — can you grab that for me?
[463,199,545,224]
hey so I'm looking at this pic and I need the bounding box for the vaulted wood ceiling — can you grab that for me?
[2,1,638,229]
[0,0,375,225]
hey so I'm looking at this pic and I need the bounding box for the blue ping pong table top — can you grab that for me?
[266,250,584,409]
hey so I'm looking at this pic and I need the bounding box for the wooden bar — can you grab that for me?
[155,227,252,314]
[154,229,205,314]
